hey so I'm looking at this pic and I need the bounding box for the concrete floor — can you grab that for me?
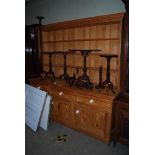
[25,121,129,155]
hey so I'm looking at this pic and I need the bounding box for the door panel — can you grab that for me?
[51,98,60,118]
[74,103,107,138]
[74,107,90,130]
[52,96,74,127]
[89,111,106,137]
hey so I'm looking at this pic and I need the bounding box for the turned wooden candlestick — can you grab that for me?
[40,52,48,79]
[95,66,103,89]
[47,52,57,80]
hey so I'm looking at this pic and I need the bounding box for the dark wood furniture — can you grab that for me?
[120,0,129,93]
[111,0,129,146]
[69,49,101,89]
[96,66,103,89]
[98,54,118,93]
[48,52,57,80]
[59,52,69,80]
[25,17,44,83]
[59,51,76,80]
[112,93,129,145]
[40,52,57,80]
[25,24,41,80]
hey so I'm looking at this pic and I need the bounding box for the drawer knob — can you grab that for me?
[53,81,57,85]
[59,92,64,96]
[89,99,95,104]
[75,109,80,114]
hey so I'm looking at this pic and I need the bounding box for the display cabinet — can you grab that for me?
[25,16,44,82]
[111,93,129,145]
[25,24,41,79]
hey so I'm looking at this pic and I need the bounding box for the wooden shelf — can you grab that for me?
[42,38,120,43]
[41,13,124,31]
[40,13,123,90]
[41,51,119,56]
[42,64,118,72]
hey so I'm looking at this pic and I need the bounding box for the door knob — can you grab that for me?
[89,99,95,104]
[59,92,64,96]
[75,109,80,114]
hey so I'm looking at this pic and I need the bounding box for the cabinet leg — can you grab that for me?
[113,140,117,147]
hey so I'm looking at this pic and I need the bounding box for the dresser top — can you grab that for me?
[29,78,117,100]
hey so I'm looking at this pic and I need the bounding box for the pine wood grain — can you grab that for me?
[40,13,124,90]
[30,78,117,143]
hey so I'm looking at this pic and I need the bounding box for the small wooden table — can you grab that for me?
[40,52,58,80]
[59,51,75,80]
[99,54,118,93]
[70,49,101,89]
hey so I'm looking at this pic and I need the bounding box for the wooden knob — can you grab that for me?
[53,81,57,85]
[75,109,80,114]
[89,99,95,104]
[59,92,64,96]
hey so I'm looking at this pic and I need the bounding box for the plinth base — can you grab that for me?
[100,80,115,93]
[76,76,93,90]
[47,72,57,81]
[40,71,47,79]
[59,74,69,80]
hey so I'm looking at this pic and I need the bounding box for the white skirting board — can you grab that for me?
[25,84,52,132]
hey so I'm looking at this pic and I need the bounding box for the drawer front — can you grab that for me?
[52,96,74,128]
[31,83,76,102]
[30,83,50,93]
[76,95,112,111]
[51,89,76,102]
[73,103,107,140]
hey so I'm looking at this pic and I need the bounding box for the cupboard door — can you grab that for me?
[74,106,90,131]
[74,104,107,139]
[59,101,73,121]
[51,98,60,118]
[115,107,129,144]
[89,110,106,138]
[53,96,74,127]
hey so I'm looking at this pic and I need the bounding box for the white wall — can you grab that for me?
[25,0,125,25]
